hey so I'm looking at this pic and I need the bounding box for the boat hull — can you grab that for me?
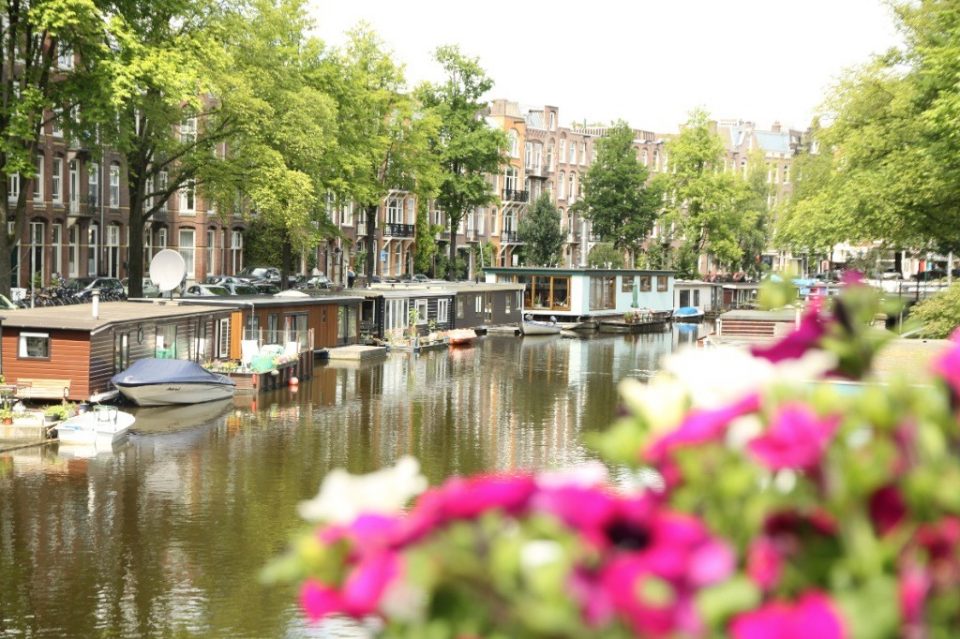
[446,329,478,347]
[56,409,135,444]
[116,382,236,407]
[520,321,560,336]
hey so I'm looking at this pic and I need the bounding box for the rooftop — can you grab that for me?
[0,301,233,334]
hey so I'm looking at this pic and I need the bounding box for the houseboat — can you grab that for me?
[0,301,237,402]
[674,280,720,317]
[484,267,675,327]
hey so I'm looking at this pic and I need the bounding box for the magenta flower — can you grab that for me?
[746,537,783,591]
[533,485,620,546]
[751,299,826,363]
[841,270,864,285]
[931,330,960,400]
[868,485,907,536]
[899,562,930,627]
[646,393,761,464]
[300,579,343,621]
[339,551,401,617]
[747,403,840,470]
[730,591,846,639]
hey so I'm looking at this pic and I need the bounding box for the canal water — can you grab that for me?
[0,325,707,638]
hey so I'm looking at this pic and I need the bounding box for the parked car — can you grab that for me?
[181,284,230,297]
[297,275,332,290]
[238,266,281,284]
[122,277,161,297]
[66,277,126,297]
[912,269,947,281]
[249,280,280,294]
[223,282,259,295]
[205,275,247,287]
[880,268,903,280]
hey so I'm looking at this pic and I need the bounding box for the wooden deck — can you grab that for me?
[227,350,314,393]
[326,345,388,361]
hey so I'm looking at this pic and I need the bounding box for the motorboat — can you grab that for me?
[520,315,561,336]
[56,405,135,445]
[111,358,236,407]
[446,329,478,347]
[673,306,705,323]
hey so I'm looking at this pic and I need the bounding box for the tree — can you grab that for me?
[736,150,773,279]
[517,194,563,266]
[0,0,108,296]
[782,1,960,254]
[413,199,440,275]
[100,0,240,297]
[654,109,749,274]
[318,26,438,285]
[586,242,624,268]
[417,45,505,281]
[911,283,960,338]
[572,120,659,261]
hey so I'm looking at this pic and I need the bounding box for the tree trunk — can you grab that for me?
[365,204,377,286]
[128,204,145,298]
[447,216,458,281]
[280,233,292,291]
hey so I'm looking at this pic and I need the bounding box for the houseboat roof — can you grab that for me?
[0,301,234,334]
[485,267,675,276]
[348,282,524,298]
[173,293,364,308]
[674,279,719,287]
[720,308,798,321]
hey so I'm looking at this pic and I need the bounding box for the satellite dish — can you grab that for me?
[149,249,187,294]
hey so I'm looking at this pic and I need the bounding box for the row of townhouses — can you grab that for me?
[15,98,804,290]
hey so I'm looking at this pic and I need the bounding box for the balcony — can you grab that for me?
[69,194,96,217]
[525,164,547,179]
[151,208,168,223]
[502,189,529,202]
[357,223,368,236]
[382,223,414,237]
[501,230,520,243]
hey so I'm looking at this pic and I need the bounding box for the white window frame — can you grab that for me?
[109,164,120,207]
[218,317,230,358]
[415,299,428,325]
[231,230,242,273]
[51,157,62,203]
[19,332,50,358]
[68,224,78,277]
[179,180,195,214]
[88,162,99,207]
[179,228,195,278]
[180,117,197,144]
[475,295,482,313]
[51,108,63,137]
[57,45,73,70]
[437,298,449,323]
[51,223,62,277]
[206,228,215,276]
[33,156,43,202]
[8,172,19,201]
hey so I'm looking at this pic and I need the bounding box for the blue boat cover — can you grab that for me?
[674,306,702,316]
[111,358,235,387]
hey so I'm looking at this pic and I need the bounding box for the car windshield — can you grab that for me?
[206,286,229,296]
[232,285,258,295]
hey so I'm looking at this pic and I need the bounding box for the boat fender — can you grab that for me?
[289,376,299,387]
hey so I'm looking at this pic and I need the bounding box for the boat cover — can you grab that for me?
[111,358,236,387]
[674,306,703,316]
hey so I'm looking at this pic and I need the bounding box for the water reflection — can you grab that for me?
[0,325,709,638]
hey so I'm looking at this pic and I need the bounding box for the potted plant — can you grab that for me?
[0,408,13,425]
[43,403,71,425]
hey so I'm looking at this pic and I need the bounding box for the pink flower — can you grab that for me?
[533,485,620,546]
[841,270,864,285]
[746,537,783,590]
[899,562,930,627]
[646,393,761,464]
[751,299,827,363]
[931,330,960,400]
[340,551,401,617]
[747,404,840,470]
[868,485,907,536]
[730,591,846,639]
[300,579,343,621]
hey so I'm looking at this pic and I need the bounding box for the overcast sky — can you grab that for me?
[307,0,901,133]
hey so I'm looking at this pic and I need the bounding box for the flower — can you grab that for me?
[751,298,827,364]
[931,328,960,400]
[646,393,761,464]
[298,456,428,524]
[868,485,907,536]
[730,591,845,639]
[747,403,840,470]
[746,537,782,591]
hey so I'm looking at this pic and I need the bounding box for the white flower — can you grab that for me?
[618,377,689,433]
[520,540,564,573]
[297,455,428,524]
[537,460,609,489]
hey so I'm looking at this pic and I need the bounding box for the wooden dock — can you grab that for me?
[597,319,670,334]
[227,350,314,393]
[326,345,388,361]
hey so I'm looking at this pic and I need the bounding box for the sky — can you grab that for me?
[307,0,902,134]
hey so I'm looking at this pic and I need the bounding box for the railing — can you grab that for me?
[501,230,520,243]
[357,223,368,236]
[382,223,414,237]
[241,327,314,357]
[502,189,529,202]
[466,229,477,242]
[525,164,547,178]
[151,208,168,222]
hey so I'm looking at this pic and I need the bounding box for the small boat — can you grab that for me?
[56,405,136,445]
[446,329,478,347]
[520,316,561,336]
[673,306,705,323]
[111,358,236,407]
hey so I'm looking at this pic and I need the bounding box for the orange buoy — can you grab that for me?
[289,376,299,387]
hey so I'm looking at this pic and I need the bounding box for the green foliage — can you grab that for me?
[518,195,564,266]
[586,243,624,268]
[572,121,659,255]
[414,200,442,275]
[910,283,960,338]
[654,109,756,274]
[417,45,506,280]
[781,1,960,254]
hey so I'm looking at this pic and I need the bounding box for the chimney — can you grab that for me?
[771,121,782,133]
[92,289,99,320]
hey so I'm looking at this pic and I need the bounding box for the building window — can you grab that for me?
[437,298,449,323]
[545,143,553,170]
[109,164,120,207]
[558,172,565,199]
[231,230,242,273]
[106,224,120,278]
[51,157,62,202]
[622,276,635,293]
[218,318,230,358]
[549,112,556,130]
[474,295,482,313]
[18,332,50,359]
[456,297,464,319]
[384,298,408,333]
[559,140,566,165]
[387,197,402,224]
[206,228,215,276]
[657,275,668,292]
[51,223,62,278]
[158,227,168,249]
[569,141,576,164]
[158,171,168,211]
[33,155,43,202]
[580,142,587,165]
[51,108,63,137]
[89,223,100,275]
[589,276,617,310]
[69,160,78,212]
[57,45,74,70]
[8,172,18,201]
[68,224,78,277]
[505,293,512,314]
[508,130,519,158]
[179,228,195,277]
[29,221,44,285]
[156,325,176,358]
[179,180,195,213]
[88,162,99,207]
[180,117,197,144]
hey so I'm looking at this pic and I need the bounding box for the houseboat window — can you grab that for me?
[385,298,408,334]
[156,325,176,359]
[267,313,280,343]
[437,299,450,323]
[18,332,49,358]
[484,294,493,321]
[657,276,668,292]
[533,277,551,309]
[679,290,690,307]
[415,299,428,325]
[639,276,652,292]
[114,333,129,371]
[475,295,482,314]
[589,276,616,310]
[505,293,511,314]
[552,277,570,310]
[218,318,230,358]
[622,276,635,293]
[457,297,464,319]
[693,290,700,306]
